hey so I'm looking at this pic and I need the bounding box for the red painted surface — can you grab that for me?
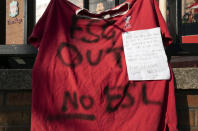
[182,35,198,43]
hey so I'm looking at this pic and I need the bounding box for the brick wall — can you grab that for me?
[0,90,197,131]
[0,91,31,131]
[0,89,198,131]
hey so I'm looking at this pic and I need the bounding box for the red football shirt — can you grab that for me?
[29,0,178,130]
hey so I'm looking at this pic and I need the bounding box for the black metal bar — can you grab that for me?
[24,0,28,44]
[177,0,182,44]
[84,0,89,10]
[115,0,119,6]
[166,43,198,56]
[27,0,36,45]
[0,0,6,45]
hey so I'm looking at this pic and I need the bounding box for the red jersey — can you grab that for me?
[29,0,178,130]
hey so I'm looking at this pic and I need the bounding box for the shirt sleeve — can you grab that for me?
[28,0,53,49]
[153,0,173,47]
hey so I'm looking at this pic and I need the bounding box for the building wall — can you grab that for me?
[0,90,31,131]
[0,69,198,130]
[1,89,198,131]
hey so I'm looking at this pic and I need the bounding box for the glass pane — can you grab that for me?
[181,0,198,43]
[89,0,115,13]
[119,0,126,4]
[166,0,177,42]
[36,0,50,22]
[67,0,84,8]
[36,0,84,22]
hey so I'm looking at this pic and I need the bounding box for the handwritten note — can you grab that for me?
[122,27,170,81]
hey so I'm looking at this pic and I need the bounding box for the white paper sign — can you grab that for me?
[122,27,170,81]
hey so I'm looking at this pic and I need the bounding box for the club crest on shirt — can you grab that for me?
[124,16,132,29]
[9,0,19,18]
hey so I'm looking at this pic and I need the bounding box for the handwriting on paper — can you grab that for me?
[122,27,170,80]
